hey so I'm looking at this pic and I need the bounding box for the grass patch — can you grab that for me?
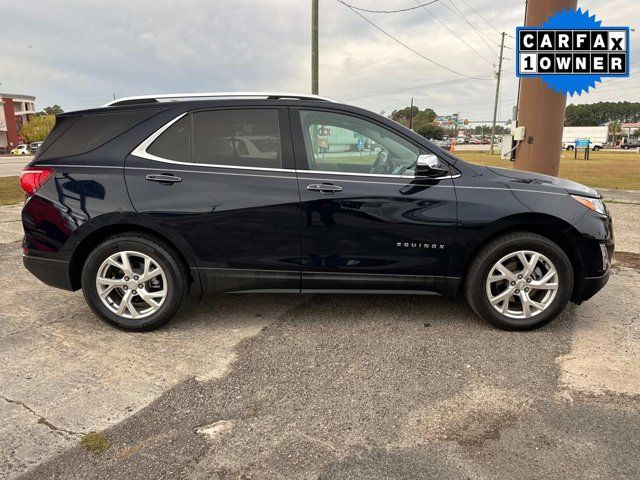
[0,176,23,205]
[456,150,640,190]
[80,432,110,454]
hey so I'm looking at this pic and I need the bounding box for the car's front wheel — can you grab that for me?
[465,232,573,330]
[81,234,189,331]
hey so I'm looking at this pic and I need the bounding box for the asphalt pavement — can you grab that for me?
[0,200,639,479]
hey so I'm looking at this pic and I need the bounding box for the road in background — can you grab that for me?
[0,156,33,177]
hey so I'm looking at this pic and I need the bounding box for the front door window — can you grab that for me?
[299,110,420,176]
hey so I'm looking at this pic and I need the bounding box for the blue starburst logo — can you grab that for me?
[515,9,630,96]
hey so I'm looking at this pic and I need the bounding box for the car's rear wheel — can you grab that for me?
[81,234,189,331]
[465,232,573,330]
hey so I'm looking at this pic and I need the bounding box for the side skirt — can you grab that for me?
[198,267,460,298]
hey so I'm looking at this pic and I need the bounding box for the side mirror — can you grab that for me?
[416,154,449,178]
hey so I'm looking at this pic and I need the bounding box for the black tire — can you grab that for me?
[464,232,573,331]
[592,146,601,151]
[566,146,574,151]
[81,234,189,331]
[622,145,630,150]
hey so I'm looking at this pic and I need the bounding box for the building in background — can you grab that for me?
[0,93,37,153]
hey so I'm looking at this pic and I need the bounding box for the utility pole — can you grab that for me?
[311,0,319,94]
[515,0,577,175]
[409,97,414,130]
[489,32,506,155]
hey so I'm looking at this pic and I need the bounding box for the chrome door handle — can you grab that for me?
[145,174,182,184]
[306,183,343,193]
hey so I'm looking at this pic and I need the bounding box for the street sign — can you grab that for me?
[575,138,590,148]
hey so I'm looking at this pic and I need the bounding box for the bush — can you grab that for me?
[19,115,55,143]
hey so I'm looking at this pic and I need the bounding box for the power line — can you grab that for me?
[441,0,499,54]
[459,0,502,36]
[336,0,440,14]
[337,0,485,79]
[413,0,493,65]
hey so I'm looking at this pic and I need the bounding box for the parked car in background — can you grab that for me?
[29,141,43,153]
[11,144,30,155]
[432,139,451,150]
[20,92,613,332]
[621,139,640,149]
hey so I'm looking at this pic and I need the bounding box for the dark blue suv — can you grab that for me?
[20,93,613,331]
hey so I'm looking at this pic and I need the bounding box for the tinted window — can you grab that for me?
[299,110,420,176]
[192,109,281,168]
[147,115,191,161]
[34,116,80,159]
[40,110,157,159]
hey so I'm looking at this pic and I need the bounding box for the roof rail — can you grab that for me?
[103,92,340,107]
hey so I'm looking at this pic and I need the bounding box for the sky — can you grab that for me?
[1,0,639,125]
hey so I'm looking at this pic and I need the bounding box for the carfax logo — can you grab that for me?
[516,8,630,95]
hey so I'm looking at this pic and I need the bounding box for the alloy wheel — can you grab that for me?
[95,251,167,319]
[485,250,559,320]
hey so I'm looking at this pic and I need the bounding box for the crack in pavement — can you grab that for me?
[1,395,82,437]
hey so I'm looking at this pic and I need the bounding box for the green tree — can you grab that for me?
[39,105,64,116]
[19,115,56,143]
[416,124,445,140]
[389,106,436,131]
[565,102,640,126]
[609,121,622,144]
[412,109,437,132]
[390,106,420,127]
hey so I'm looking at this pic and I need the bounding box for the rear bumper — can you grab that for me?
[23,255,74,291]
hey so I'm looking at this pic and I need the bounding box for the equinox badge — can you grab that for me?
[397,242,445,250]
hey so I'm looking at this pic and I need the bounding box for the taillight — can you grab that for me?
[19,167,55,196]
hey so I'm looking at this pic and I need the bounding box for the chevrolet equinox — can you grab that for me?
[20,93,614,331]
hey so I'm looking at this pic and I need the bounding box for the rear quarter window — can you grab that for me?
[38,110,158,159]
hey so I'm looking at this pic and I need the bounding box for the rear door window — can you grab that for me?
[147,115,191,162]
[192,109,282,169]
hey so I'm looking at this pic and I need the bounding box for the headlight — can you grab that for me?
[571,194,607,215]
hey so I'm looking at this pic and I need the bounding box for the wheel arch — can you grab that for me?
[66,217,201,292]
[457,213,585,300]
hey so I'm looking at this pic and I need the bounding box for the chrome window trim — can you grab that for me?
[299,169,460,180]
[130,113,458,179]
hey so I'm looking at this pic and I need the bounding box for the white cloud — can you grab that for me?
[0,0,637,121]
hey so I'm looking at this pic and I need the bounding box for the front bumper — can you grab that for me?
[575,270,611,303]
[23,255,74,291]
[572,239,613,303]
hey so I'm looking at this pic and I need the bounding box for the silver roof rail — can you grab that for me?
[103,92,341,107]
